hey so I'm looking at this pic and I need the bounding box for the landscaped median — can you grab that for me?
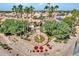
[0,19,28,36]
[0,16,79,55]
[41,20,71,43]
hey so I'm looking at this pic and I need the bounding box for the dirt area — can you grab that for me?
[0,26,79,56]
[0,34,77,56]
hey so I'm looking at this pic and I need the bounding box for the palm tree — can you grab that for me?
[18,4,23,18]
[48,3,51,12]
[12,5,16,12]
[44,5,49,11]
[29,6,35,18]
[44,3,52,19]
[24,6,29,18]
[44,4,59,19]
[12,5,18,18]
[54,5,59,11]
[51,6,54,12]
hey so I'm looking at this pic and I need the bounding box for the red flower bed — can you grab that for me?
[40,50,43,52]
[34,46,38,50]
[33,45,50,53]
[33,50,35,52]
[39,46,43,50]
[37,50,39,52]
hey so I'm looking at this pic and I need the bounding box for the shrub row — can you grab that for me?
[0,19,28,35]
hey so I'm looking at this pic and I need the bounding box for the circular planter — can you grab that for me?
[30,32,48,46]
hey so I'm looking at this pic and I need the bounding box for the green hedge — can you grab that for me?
[63,17,76,27]
[41,20,71,40]
[0,19,27,35]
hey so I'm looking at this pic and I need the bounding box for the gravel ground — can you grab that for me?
[0,46,13,56]
[0,26,79,56]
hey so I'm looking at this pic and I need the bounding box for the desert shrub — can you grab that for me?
[71,9,79,18]
[41,20,71,40]
[54,21,71,40]
[63,17,76,27]
[63,9,79,27]
[0,19,28,35]
[41,20,59,36]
